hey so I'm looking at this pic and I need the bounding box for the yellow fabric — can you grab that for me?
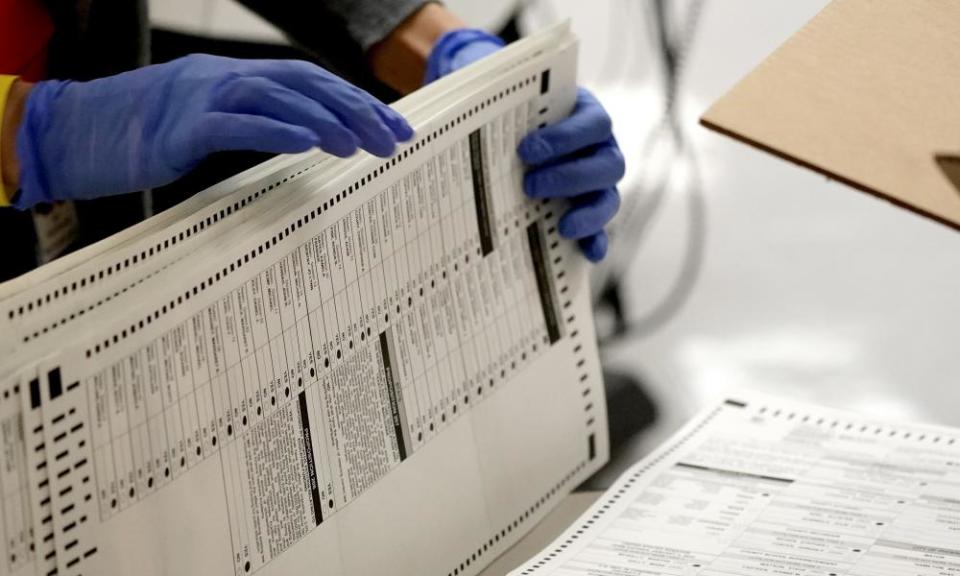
[0,74,19,207]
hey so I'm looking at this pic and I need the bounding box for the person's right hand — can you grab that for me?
[13,54,413,209]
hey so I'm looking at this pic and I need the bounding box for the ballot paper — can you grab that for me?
[510,396,960,576]
[0,23,610,576]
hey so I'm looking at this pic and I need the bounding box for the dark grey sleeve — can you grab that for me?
[232,0,434,98]
[320,0,435,50]
[234,0,433,52]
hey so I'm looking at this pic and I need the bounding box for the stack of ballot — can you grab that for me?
[0,24,611,576]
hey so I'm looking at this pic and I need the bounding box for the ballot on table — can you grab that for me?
[701,0,960,231]
[506,395,960,576]
[0,24,610,576]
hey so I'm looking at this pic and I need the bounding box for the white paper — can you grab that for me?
[0,23,611,576]
[511,396,960,576]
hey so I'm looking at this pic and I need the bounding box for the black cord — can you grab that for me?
[596,0,708,345]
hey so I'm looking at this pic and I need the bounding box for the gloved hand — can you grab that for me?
[14,54,413,209]
[427,29,624,262]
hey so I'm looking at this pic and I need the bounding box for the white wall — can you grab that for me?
[148,0,285,42]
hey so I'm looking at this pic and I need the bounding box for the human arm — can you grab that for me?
[0,76,29,206]
[425,27,625,262]
[227,0,445,96]
[362,1,625,260]
[2,56,413,210]
[230,0,464,95]
[367,3,466,94]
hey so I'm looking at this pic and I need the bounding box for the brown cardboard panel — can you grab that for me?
[701,0,960,231]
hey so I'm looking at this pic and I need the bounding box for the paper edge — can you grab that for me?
[698,115,960,233]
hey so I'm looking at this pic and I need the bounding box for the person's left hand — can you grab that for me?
[427,29,624,262]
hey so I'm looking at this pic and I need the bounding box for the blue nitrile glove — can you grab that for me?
[14,54,414,210]
[427,29,624,262]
